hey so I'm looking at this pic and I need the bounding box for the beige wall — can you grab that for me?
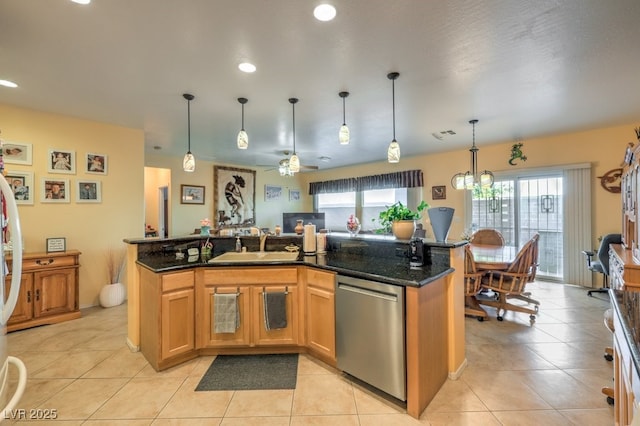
[0,104,145,308]
[297,123,633,246]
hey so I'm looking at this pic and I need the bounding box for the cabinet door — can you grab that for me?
[4,273,34,325]
[161,288,195,360]
[306,285,336,360]
[33,268,76,318]
[201,285,251,347]
[252,285,299,346]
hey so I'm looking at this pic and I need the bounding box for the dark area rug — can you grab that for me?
[195,354,299,391]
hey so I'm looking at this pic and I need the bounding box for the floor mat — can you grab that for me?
[195,354,298,391]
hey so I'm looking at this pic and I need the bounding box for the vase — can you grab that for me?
[200,225,211,236]
[99,282,126,308]
[346,217,361,237]
[294,219,304,235]
[428,207,455,242]
[392,220,416,240]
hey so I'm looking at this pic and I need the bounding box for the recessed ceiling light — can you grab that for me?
[71,0,91,4]
[0,80,18,88]
[314,4,336,21]
[238,62,256,73]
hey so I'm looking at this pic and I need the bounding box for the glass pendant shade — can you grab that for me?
[237,129,248,149]
[339,124,350,145]
[451,173,465,190]
[480,171,494,188]
[182,93,196,172]
[183,152,195,172]
[289,153,300,173]
[387,139,400,163]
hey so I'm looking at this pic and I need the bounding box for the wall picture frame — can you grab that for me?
[432,185,446,200]
[214,165,256,227]
[3,141,33,165]
[265,184,283,202]
[76,180,102,203]
[181,184,205,204]
[289,189,301,202]
[6,170,34,205]
[46,237,66,253]
[47,149,75,174]
[86,153,108,175]
[41,178,70,203]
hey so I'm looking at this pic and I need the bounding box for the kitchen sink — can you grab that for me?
[208,251,299,263]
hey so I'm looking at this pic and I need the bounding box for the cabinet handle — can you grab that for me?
[36,258,54,266]
[27,290,31,303]
[35,289,40,301]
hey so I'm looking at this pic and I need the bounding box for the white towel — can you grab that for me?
[213,293,239,333]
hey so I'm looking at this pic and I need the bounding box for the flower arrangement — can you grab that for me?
[346,214,361,236]
[200,218,211,227]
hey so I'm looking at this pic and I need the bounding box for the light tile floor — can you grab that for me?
[3,281,615,425]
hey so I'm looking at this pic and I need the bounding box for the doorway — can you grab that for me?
[158,186,169,238]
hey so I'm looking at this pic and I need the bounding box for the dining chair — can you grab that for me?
[507,233,541,307]
[469,228,505,246]
[478,234,540,323]
[463,245,488,321]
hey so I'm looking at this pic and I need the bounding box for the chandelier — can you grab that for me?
[451,119,494,190]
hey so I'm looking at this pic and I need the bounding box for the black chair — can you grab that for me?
[582,233,622,296]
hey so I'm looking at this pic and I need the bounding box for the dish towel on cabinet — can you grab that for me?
[213,293,240,333]
[263,291,287,330]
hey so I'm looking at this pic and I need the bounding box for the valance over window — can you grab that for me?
[308,170,423,195]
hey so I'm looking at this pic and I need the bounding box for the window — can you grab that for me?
[316,192,356,231]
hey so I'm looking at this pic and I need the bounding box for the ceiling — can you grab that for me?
[1,0,640,172]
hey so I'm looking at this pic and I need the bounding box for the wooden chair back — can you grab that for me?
[470,229,505,246]
[484,235,537,294]
[464,245,484,296]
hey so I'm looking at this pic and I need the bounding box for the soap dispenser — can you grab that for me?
[235,236,242,252]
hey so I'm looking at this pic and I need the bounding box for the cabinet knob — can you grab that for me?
[35,289,40,301]
[26,290,31,303]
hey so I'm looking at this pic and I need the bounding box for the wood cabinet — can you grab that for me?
[140,268,196,370]
[196,267,300,350]
[305,268,336,365]
[4,250,80,332]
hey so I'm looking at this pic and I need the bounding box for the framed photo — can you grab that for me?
[265,185,283,202]
[41,178,70,203]
[289,189,301,202]
[6,170,34,205]
[86,153,107,175]
[76,180,101,203]
[47,149,75,174]
[3,141,33,165]
[214,165,256,228]
[46,237,66,253]
[432,185,446,200]
[181,184,205,204]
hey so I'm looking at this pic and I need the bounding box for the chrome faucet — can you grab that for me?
[259,233,268,252]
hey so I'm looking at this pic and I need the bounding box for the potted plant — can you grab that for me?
[99,248,126,308]
[374,200,429,239]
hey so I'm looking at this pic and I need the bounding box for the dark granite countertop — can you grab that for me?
[133,234,459,288]
[610,289,640,377]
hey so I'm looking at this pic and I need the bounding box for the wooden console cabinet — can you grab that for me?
[4,250,81,332]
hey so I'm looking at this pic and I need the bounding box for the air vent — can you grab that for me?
[432,129,456,141]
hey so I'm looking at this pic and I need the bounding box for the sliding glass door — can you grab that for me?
[470,173,564,280]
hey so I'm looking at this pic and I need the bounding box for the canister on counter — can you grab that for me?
[316,229,328,254]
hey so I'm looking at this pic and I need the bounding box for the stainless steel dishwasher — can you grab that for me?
[336,274,406,401]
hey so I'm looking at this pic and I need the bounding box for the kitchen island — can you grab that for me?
[124,233,466,419]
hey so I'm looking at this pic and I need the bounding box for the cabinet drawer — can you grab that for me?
[21,255,77,271]
[162,271,194,293]
[307,268,336,292]
[203,267,298,285]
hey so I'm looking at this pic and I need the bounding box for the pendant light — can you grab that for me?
[338,91,350,145]
[387,72,400,163]
[182,93,196,172]
[236,97,248,149]
[450,119,494,190]
[288,98,300,173]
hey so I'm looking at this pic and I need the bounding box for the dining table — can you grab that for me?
[469,243,518,271]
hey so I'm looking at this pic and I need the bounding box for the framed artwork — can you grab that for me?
[214,165,256,228]
[265,184,283,202]
[181,184,205,204]
[41,178,70,203]
[47,149,75,174]
[289,189,301,202]
[76,180,102,203]
[46,237,66,253]
[3,141,33,165]
[432,185,446,200]
[6,170,34,205]
[86,153,107,175]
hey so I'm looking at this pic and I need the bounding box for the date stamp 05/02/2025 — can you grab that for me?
[4,408,58,421]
